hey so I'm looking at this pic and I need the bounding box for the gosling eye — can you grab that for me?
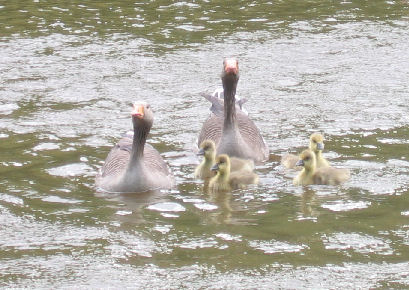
[304,157,310,161]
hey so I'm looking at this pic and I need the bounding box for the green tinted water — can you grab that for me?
[1,1,408,288]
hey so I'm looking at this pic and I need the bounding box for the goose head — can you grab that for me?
[211,154,231,174]
[296,149,316,171]
[131,101,153,130]
[198,140,216,159]
[309,133,325,153]
[221,58,239,91]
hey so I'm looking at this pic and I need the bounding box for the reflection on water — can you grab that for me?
[1,0,409,288]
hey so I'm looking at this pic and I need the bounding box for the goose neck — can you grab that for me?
[130,125,149,162]
[223,79,238,130]
[216,170,230,183]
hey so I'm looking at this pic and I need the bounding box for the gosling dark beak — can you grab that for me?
[295,160,304,167]
[197,148,205,156]
[210,163,219,171]
[317,143,324,150]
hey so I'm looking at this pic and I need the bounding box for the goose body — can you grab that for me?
[95,102,174,193]
[198,58,269,163]
[282,133,330,169]
[195,140,254,180]
[293,149,349,186]
[208,154,259,193]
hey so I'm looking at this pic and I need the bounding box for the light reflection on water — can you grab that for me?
[1,0,409,288]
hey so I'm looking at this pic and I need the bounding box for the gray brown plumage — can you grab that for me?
[198,58,269,163]
[95,102,174,193]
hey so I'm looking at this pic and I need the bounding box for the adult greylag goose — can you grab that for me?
[293,149,350,186]
[282,133,330,169]
[95,102,174,192]
[198,58,269,163]
[195,139,254,180]
[208,154,259,193]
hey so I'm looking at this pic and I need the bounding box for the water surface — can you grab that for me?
[1,1,409,288]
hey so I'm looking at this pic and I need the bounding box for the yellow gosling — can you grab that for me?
[195,140,254,180]
[209,154,258,193]
[293,149,317,186]
[282,133,329,169]
[309,133,330,168]
[195,140,217,180]
[293,149,350,186]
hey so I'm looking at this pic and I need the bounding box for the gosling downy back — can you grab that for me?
[198,58,269,163]
[314,166,350,185]
[95,102,174,193]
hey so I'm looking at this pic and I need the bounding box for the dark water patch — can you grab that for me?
[2,1,409,47]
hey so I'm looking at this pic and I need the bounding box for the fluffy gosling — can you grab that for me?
[281,133,329,169]
[208,154,259,193]
[293,149,349,186]
[195,140,254,180]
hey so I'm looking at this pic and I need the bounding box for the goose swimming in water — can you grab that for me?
[95,102,174,193]
[198,58,269,163]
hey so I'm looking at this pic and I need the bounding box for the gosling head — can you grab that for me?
[295,149,316,170]
[309,133,324,153]
[131,101,153,129]
[197,140,216,159]
[210,154,231,174]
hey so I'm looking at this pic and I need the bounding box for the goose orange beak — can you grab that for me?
[132,104,144,119]
[224,58,238,75]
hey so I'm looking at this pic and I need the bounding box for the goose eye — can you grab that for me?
[146,105,150,109]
